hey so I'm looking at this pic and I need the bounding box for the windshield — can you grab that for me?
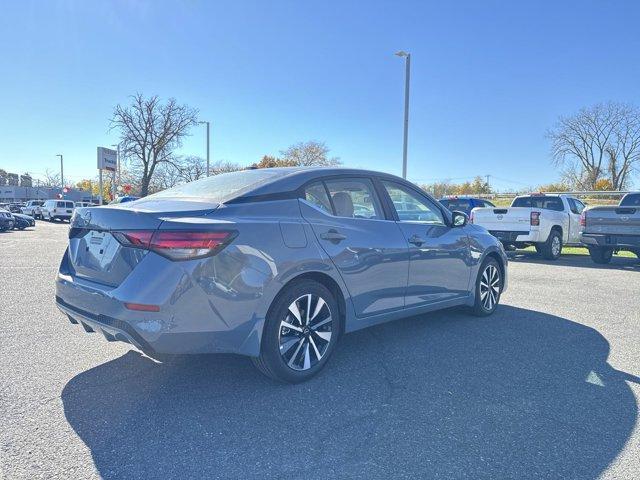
[148,169,288,202]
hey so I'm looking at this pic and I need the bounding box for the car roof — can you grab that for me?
[233,166,417,199]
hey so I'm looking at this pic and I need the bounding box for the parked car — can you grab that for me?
[439,196,495,215]
[41,200,75,222]
[55,167,508,383]
[580,192,640,263]
[8,203,25,213]
[110,195,140,204]
[22,200,45,219]
[11,212,35,230]
[74,202,94,208]
[470,193,585,260]
[0,208,15,231]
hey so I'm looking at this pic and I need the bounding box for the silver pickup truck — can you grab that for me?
[580,193,640,263]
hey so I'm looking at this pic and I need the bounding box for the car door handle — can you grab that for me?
[320,229,347,242]
[408,234,425,246]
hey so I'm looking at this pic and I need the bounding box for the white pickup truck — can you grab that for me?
[21,200,44,219]
[470,194,585,260]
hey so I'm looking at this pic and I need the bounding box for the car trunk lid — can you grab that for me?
[68,199,219,287]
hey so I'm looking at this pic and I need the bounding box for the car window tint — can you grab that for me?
[620,194,640,206]
[513,196,564,211]
[303,182,332,214]
[382,181,445,224]
[324,178,382,219]
[445,199,472,212]
[568,198,585,214]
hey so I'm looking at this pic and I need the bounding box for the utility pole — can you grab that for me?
[56,154,64,197]
[395,51,411,179]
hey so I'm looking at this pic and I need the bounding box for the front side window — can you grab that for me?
[382,181,445,224]
[303,182,332,213]
[324,178,382,219]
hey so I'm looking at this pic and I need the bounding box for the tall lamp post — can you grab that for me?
[198,121,211,176]
[395,51,411,179]
[56,154,64,196]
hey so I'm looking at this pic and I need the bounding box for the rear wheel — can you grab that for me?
[252,280,340,383]
[471,258,503,316]
[588,247,613,264]
[540,230,562,260]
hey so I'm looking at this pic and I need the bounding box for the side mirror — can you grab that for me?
[452,210,468,227]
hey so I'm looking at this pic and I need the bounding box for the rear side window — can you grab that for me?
[303,182,332,214]
[324,178,382,219]
[481,200,495,208]
[620,194,640,207]
[568,198,585,214]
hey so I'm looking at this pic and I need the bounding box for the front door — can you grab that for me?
[299,177,409,317]
[379,180,471,307]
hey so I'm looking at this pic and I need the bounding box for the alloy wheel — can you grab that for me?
[479,264,500,311]
[551,235,561,257]
[279,293,333,371]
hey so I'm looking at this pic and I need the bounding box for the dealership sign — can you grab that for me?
[97,147,117,171]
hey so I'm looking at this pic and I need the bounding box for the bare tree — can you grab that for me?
[209,160,243,176]
[605,105,640,189]
[547,102,638,190]
[111,94,198,196]
[41,169,61,187]
[279,141,341,166]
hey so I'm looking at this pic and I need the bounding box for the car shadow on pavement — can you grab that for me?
[509,250,640,270]
[62,305,638,479]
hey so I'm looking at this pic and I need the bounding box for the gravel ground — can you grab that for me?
[1,220,639,479]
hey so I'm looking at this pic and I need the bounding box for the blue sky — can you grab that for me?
[1,0,639,191]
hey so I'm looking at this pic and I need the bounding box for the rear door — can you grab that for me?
[567,198,585,243]
[379,180,471,307]
[299,177,409,317]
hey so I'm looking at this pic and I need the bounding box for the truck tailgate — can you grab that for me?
[585,206,640,236]
[472,207,532,232]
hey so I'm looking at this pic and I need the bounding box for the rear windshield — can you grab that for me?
[441,199,471,212]
[620,194,640,207]
[149,169,287,202]
[512,196,564,211]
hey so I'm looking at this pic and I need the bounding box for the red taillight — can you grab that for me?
[124,302,160,312]
[530,211,540,226]
[113,230,235,260]
[579,212,586,227]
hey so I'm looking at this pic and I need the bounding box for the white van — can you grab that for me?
[41,200,75,222]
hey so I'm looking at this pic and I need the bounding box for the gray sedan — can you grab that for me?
[55,167,508,382]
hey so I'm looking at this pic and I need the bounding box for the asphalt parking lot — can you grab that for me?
[1,221,639,479]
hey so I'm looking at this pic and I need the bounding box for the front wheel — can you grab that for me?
[252,280,340,383]
[588,247,613,264]
[472,258,503,316]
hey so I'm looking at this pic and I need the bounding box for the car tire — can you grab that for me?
[588,247,613,264]
[252,279,341,383]
[471,257,503,316]
[540,229,562,260]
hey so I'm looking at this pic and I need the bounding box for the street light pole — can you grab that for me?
[56,154,64,195]
[199,121,211,176]
[395,51,411,179]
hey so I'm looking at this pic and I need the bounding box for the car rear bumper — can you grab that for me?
[580,233,640,249]
[55,247,272,357]
[489,230,540,243]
